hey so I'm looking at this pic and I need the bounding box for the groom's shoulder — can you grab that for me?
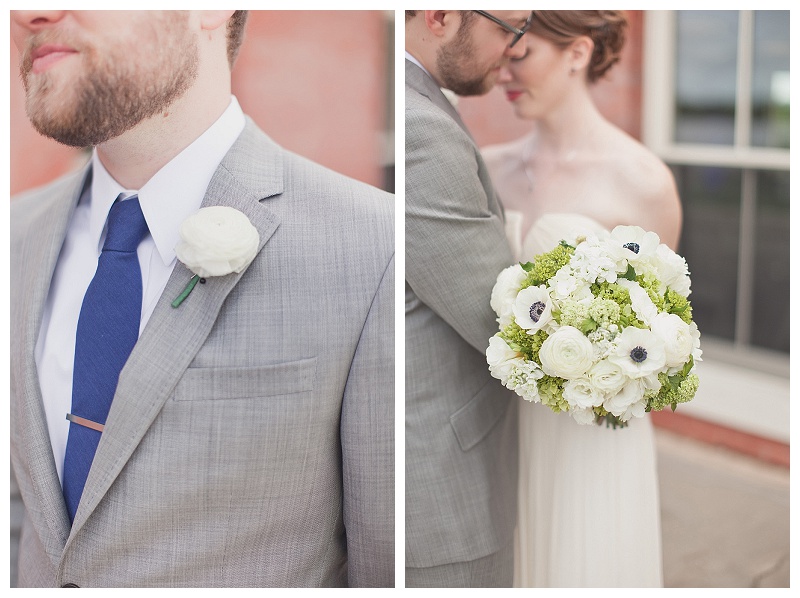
[11,166,87,234]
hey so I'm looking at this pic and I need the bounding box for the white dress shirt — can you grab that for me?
[35,96,246,484]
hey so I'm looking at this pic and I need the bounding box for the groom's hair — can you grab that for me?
[405,10,476,31]
[227,10,249,68]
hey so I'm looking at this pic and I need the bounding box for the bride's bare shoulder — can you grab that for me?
[609,129,678,202]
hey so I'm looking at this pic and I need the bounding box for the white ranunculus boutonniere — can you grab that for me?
[171,206,260,308]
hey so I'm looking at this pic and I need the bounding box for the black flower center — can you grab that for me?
[623,242,640,254]
[629,346,648,363]
[529,301,546,323]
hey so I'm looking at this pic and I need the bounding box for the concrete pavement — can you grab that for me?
[656,428,790,588]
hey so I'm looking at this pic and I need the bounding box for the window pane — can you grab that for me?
[751,11,790,148]
[674,11,738,145]
[751,170,789,352]
[672,165,741,342]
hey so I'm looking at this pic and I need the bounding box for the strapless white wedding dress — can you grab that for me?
[506,212,663,588]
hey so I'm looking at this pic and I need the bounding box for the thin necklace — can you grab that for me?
[522,136,577,192]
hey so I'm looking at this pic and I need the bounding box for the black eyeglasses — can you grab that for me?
[473,10,533,48]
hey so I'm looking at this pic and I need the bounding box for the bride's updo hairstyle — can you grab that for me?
[529,11,628,83]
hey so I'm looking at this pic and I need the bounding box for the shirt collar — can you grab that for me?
[405,51,433,80]
[89,95,247,265]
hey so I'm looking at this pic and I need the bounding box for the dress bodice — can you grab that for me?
[505,210,609,262]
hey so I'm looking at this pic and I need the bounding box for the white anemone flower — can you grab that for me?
[512,285,553,334]
[608,326,666,378]
[607,225,660,265]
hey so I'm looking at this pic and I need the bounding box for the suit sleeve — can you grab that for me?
[340,253,394,588]
[405,103,514,353]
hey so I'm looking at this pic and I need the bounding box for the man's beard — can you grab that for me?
[20,14,199,148]
[435,26,495,97]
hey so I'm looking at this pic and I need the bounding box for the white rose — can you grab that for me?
[513,285,553,334]
[571,406,598,425]
[608,326,666,378]
[486,335,521,381]
[650,312,699,368]
[175,207,260,277]
[655,244,691,297]
[538,326,594,379]
[587,359,628,396]
[563,377,604,409]
[491,264,527,328]
[603,380,645,418]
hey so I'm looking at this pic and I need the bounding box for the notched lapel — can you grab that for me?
[11,167,90,563]
[67,126,283,538]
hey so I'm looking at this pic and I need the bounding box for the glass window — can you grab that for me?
[751,170,790,351]
[672,165,740,342]
[751,12,790,148]
[674,11,738,145]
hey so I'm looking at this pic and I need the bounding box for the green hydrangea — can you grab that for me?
[588,298,621,327]
[664,289,693,324]
[648,372,700,412]
[537,375,568,413]
[501,324,547,362]
[557,299,590,329]
[521,244,574,287]
[636,273,666,311]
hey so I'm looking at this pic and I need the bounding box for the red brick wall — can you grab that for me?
[10,11,391,196]
[458,10,643,147]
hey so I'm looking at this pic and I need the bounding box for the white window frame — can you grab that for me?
[640,10,789,442]
[642,10,789,171]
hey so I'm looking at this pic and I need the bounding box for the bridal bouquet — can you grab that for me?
[486,225,701,427]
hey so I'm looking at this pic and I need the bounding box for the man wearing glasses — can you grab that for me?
[405,10,532,588]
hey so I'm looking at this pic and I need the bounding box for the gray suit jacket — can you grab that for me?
[10,119,395,587]
[405,60,518,569]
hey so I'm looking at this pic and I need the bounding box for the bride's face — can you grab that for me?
[503,33,576,120]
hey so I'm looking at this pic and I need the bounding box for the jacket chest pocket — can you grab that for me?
[172,357,317,401]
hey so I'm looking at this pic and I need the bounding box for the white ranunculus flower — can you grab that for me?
[608,326,666,378]
[563,377,604,409]
[650,312,698,368]
[571,406,597,425]
[175,206,260,277]
[587,359,628,396]
[486,335,521,380]
[512,285,553,334]
[655,244,691,296]
[539,325,594,379]
[616,279,658,326]
[491,264,527,328]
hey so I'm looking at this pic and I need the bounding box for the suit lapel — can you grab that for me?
[405,59,505,220]
[405,59,475,140]
[67,122,283,539]
[12,168,90,565]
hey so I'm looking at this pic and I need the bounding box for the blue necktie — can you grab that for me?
[62,196,149,522]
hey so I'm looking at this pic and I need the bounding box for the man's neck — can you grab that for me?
[95,82,231,190]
